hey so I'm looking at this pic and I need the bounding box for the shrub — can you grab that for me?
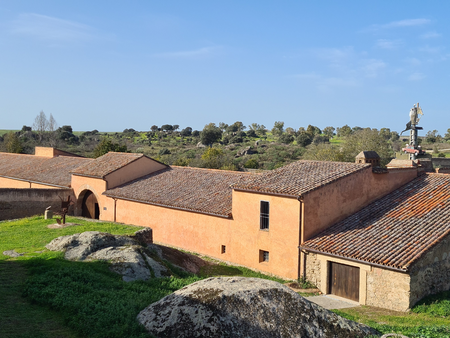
[244,158,259,169]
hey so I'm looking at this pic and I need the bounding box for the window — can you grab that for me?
[259,250,269,262]
[260,201,269,230]
[221,245,226,254]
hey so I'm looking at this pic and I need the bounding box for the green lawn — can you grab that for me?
[0,129,19,136]
[1,216,449,338]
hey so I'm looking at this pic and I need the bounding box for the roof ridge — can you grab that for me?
[170,165,259,175]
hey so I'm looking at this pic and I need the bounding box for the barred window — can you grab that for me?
[260,201,269,230]
[259,250,269,262]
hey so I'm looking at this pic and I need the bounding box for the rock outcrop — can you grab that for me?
[138,277,379,338]
[46,231,169,281]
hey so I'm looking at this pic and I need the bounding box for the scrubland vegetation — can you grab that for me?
[3,112,450,170]
[1,216,449,337]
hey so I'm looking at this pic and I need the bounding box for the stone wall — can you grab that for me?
[432,157,450,168]
[366,267,410,311]
[409,235,450,307]
[304,252,322,289]
[0,188,75,220]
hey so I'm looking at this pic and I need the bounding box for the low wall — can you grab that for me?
[0,188,75,220]
[409,236,450,307]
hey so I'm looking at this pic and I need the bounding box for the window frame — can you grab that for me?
[260,200,270,230]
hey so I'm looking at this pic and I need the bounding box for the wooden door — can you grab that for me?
[329,262,360,302]
[82,191,99,219]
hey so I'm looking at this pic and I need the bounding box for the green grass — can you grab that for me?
[0,129,19,136]
[2,216,450,338]
[335,299,450,338]
[0,216,288,338]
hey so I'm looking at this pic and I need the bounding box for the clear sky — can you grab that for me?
[1,1,449,135]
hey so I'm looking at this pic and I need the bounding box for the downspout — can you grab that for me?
[297,195,305,280]
[113,198,117,222]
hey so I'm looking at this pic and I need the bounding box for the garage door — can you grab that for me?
[329,262,359,302]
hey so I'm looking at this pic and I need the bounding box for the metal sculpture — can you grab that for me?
[401,103,424,160]
[55,196,74,225]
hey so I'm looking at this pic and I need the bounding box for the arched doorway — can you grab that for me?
[81,190,100,219]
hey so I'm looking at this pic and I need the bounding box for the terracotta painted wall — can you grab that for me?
[105,157,167,189]
[30,183,62,189]
[34,147,55,157]
[71,175,115,221]
[303,167,418,240]
[112,190,301,280]
[0,177,30,188]
[231,190,301,279]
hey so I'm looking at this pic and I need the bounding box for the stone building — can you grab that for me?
[0,146,449,311]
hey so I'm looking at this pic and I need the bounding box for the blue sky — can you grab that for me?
[1,1,449,135]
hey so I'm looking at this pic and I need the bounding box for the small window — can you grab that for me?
[221,245,226,254]
[260,201,269,230]
[259,250,269,262]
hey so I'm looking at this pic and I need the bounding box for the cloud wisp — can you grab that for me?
[152,46,222,59]
[10,13,94,42]
[408,72,425,81]
[420,31,441,39]
[367,18,430,32]
[375,39,402,50]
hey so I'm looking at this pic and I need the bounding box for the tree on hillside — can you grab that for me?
[323,126,335,139]
[271,121,284,136]
[296,131,312,147]
[180,127,192,137]
[161,124,173,132]
[445,128,450,141]
[33,111,49,143]
[336,124,352,137]
[425,130,439,143]
[306,125,321,138]
[303,143,343,162]
[93,138,128,158]
[341,128,393,165]
[150,125,159,132]
[201,147,225,169]
[200,123,222,146]
[4,132,23,153]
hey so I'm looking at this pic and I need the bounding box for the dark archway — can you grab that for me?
[81,190,100,219]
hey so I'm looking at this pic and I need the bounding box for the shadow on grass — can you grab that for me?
[2,256,200,338]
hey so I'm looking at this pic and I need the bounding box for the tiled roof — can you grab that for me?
[232,160,370,197]
[71,152,151,178]
[105,166,258,217]
[356,151,380,159]
[0,152,92,187]
[301,173,450,271]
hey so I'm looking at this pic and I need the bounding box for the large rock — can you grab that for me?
[46,231,168,281]
[45,231,137,260]
[138,277,379,338]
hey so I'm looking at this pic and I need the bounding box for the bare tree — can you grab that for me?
[33,111,49,143]
[48,113,59,147]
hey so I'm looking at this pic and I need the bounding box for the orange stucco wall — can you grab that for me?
[303,167,418,240]
[71,175,115,221]
[0,176,30,188]
[35,147,55,157]
[110,190,301,279]
[105,157,167,189]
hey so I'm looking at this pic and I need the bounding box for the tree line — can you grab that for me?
[1,111,449,170]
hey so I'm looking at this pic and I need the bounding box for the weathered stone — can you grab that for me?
[86,245,165,281]
[132,228,153,244]
[46,231,168,281]
[137,277,379,338]
[2,250,24,257]
[196,142,206,148]
[46,231,137,261]
[148,243,209,274]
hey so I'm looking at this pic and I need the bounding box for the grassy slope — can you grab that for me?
[1,216,449,337]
